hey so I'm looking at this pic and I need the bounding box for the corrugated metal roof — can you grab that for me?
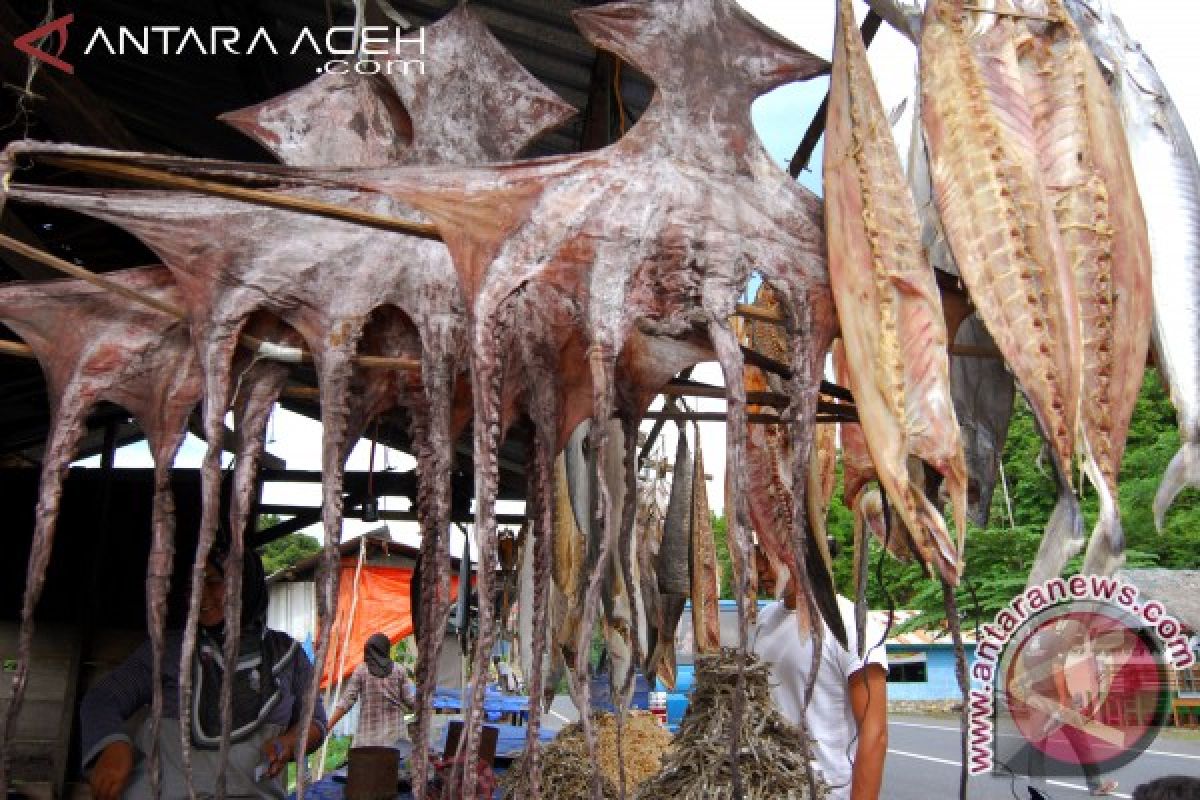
[876,609,979,646]
[1117,569,1200,634]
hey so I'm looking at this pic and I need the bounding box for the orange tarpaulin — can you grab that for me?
[320,559,459,687]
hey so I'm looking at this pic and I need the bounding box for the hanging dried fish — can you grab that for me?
[689,431,720,655]
[826,0,967,583]
[1011,0,1151,576]
[920,0,1084,585]
[650,428,692,689]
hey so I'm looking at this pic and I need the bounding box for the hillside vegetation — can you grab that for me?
[713,369,1199,627]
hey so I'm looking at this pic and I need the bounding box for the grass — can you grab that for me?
[285,734,352,791]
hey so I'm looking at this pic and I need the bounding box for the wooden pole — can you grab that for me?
[789,11,884,178]
[643,408,857,424]
[35,156,443,241]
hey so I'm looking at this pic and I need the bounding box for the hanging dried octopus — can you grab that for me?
[326,1,834,794]
[0,268,201,797]
[1,10,574,796]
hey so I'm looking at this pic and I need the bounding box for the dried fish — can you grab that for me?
[502,712,671,800]
[827,0,967,583]
[634,651,827,800]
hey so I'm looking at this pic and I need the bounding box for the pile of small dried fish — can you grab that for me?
[501,712,671,799]
[634,651,827,800]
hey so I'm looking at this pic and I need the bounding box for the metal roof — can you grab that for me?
[1117,569,1200,634]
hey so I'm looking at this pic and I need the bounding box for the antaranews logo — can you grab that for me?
[14,13,75,75]
[968,575,1194,782]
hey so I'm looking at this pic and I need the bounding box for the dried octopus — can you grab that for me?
[0,268,201,797]
[2,8,573,797]
[3,1,840,796]
[331,2,834,793]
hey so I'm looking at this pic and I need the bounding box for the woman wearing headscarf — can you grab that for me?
[81,546,327,799]
[326,633,416,748]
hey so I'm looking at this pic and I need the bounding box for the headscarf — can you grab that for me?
[192,546,296,748]
[365,633,394,678]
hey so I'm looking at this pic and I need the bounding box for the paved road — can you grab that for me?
[884,714,1200,800]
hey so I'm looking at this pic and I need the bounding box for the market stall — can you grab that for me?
[0,0,1197,798]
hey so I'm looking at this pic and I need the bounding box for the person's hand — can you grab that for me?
[261,733,295,779]
[89,741,134,800]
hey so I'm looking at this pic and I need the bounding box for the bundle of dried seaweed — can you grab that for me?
[634,651,827,800]
[502,711,672,799]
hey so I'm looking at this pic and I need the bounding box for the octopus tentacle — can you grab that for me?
[294,341,361,797]
[786,286,834,798]
[707,318,753,798]
[573,346,617,800]
[458,318,510,799]
[215,359,288,799]
[523,408,556,800]
[615,415,643,703]
[409,356,456,800]
[0,386,93,794]
[180,333,243,799]
[146,458,177,800]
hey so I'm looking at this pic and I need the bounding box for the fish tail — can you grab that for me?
[1081,454,1125,576]
[1153,441,1200,531]
[1027,481,1084,587]
[1082,505,1125,577]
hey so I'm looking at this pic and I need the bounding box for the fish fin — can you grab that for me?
[805,524,848,649]
[1153,442,1200,532]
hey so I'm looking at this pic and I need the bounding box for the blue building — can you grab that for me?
[875,609,977,703]
[883,642,977,702]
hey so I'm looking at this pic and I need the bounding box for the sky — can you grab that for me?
[74,0,1200,555]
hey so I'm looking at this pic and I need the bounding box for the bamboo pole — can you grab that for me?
[0,340,34,358]
[0,234,186,318]
[36,156,443,241]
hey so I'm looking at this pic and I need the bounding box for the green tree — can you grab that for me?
[711,512,735,599]
[257,515,321,575]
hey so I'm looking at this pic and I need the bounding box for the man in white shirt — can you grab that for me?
[752,552,889,800]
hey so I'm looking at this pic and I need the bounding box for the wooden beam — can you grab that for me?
[255,504,525,526]
[663,378,788,409]
[644,405,857,424]
[788,11,883,178]
[733,303,787,324]
[250,508,322,547]
[0,339,33,358]
[0,211,63,280]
